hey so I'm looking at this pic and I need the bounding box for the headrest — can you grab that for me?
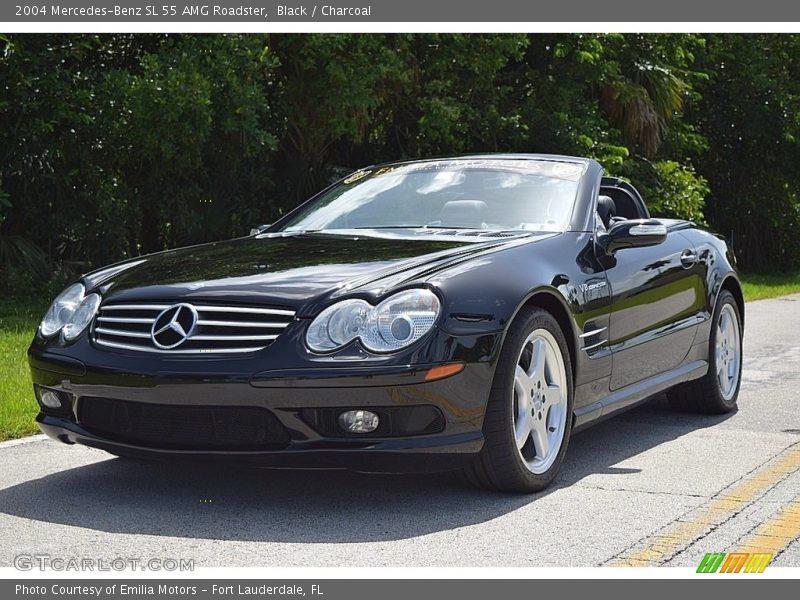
[597,195,616,228]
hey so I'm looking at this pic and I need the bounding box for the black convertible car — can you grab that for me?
[29,155,744,492]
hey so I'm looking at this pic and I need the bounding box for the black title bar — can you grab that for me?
[3,0,800,22]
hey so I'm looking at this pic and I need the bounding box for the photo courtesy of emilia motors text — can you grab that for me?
[2,0,800,596]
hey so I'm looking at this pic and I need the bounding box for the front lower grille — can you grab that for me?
[93,302,295,354]
[79,397,291,450]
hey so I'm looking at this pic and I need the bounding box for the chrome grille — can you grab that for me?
[93,302,295,354]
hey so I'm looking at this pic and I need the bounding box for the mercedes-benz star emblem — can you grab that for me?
[151,303,199,349]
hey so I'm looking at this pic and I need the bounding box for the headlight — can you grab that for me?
[40,283,101,341]
[306,289,441,353]
[62,293,101,341]
[40,283,86,337]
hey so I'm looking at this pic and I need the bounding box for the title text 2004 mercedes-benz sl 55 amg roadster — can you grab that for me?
[29,155,744,492]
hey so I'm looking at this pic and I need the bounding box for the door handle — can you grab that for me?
[680,249,698,268]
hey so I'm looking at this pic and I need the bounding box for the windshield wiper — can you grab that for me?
[348,225,487,230]
[348,225,427,230]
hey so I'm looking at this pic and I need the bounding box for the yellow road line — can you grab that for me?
[736,495,800,558]
[611,443,800,567]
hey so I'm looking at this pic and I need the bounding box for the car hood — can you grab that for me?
[88,231,554,315]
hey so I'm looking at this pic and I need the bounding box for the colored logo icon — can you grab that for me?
[697,552,772,573]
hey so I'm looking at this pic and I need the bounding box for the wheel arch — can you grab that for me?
[503,288,577,384]
[719,274,745,328]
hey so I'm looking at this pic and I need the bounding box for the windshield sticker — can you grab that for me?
[343,169,371,184]
[350,159,586,182]
[551,162,585,179]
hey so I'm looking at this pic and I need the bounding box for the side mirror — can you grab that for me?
[249,223,272,236]
[598,219,667,255]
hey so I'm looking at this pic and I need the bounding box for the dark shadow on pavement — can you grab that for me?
[0,395,732,544]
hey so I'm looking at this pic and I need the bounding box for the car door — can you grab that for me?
[604,228,705,390]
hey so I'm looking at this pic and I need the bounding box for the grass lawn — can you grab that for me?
[0,298,48,441]
[740,272,800,302]
[1,272,799,443]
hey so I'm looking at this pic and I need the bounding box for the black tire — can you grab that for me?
[463,305,574,493]
[667,289,742,414]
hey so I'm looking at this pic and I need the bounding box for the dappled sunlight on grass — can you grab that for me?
[741,272,800,302]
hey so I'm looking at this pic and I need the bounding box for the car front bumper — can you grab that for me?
[28,330,500,473]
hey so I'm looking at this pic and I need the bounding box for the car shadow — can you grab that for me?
[0,395,732,544]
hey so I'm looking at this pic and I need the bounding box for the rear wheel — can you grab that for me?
[667,289,742,414]
[464,306,573,493]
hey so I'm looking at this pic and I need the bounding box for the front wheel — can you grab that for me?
[464,306,574,493]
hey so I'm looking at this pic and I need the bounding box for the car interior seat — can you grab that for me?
[439,200,489,229]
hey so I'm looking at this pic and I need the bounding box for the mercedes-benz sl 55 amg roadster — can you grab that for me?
[29,155,744,492]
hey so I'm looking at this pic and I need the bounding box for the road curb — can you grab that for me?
[0,434,47,449]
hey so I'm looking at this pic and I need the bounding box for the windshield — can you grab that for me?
[279,159,584,233]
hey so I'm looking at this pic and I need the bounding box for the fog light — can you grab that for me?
[39,390,63,410]
[338,409,380,434]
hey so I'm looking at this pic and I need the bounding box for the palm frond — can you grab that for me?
[600,64,688,157]
[0,235,49,278]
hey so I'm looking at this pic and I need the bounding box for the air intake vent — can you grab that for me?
[79,397,290,450]
[93,302,295,354]
[579,323,608,355]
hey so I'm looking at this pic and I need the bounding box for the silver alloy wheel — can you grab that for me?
[512,328,568,474]
[715,303,742,401]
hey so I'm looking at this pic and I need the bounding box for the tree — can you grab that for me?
[691,35,800,270]
[2,33,799,291]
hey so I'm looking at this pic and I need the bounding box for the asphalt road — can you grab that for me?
[1,294,799,568]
